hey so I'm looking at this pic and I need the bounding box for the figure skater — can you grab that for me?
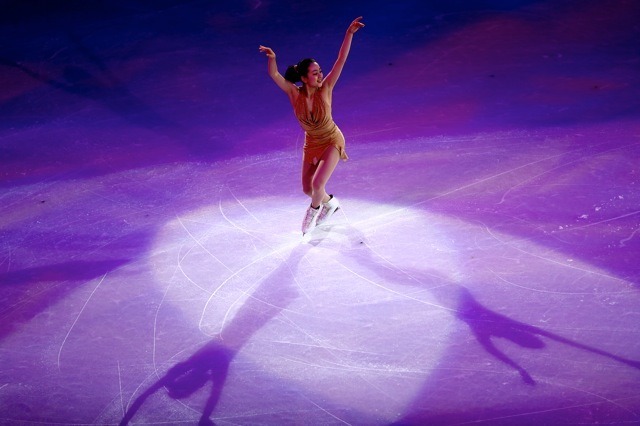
[259,16,365,234]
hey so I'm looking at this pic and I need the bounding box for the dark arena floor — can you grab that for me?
[1,1,639,424]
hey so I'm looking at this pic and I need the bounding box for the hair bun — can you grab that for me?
[284,58,316,85]
[284,65,301,83]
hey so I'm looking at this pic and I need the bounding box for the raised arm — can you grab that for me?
[258,45,297,100]
[323,17,365,89]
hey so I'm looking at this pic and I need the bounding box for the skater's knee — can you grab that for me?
[311,178,325,194]
[301,177,313,196]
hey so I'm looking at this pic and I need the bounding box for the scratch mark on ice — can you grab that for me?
[479,377,639,423]
[620,225,640,247]
[278,313,344,354]
[483,225,626,283]
[117,361,125,416]
[301,394,352,425]
[568,210,640,232]
[176,243,210,293]
[497,159,583,205]
[199,243,295,332]
[57,273,107,370]
[488,269,632,295]
[269,340,382,356]
[176,214,233,273]
[219,190,312,304]
[219,279,263,333]
[337,262,456,312]
[152,278,173,374]
[227,187,261,223]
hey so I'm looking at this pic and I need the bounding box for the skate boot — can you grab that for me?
[317,195,340,226]
[301,204,321,235]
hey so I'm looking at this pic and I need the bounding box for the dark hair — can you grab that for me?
[284,58,316,84]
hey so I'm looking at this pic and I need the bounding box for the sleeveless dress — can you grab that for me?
[293,86,348,165]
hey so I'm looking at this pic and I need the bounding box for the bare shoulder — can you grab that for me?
[287,85,301,105]
[320,84,334,101]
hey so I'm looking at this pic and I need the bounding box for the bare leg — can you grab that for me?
[301,148,339,207]
[301,161,316,200]
[310,147,340,208]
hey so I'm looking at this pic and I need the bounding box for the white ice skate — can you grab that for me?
[301,205,321,235]
[316,195,340,226]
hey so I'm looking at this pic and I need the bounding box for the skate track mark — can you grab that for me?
[57,273,108,370]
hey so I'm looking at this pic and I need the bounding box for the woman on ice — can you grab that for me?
[259,16,365,234]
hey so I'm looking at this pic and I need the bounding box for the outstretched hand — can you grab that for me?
[258,45,275,58]
[348,16,365,34]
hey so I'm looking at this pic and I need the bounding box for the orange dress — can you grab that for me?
[294,86,348,165]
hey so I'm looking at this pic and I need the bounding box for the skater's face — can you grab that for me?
[301,62,323,88]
